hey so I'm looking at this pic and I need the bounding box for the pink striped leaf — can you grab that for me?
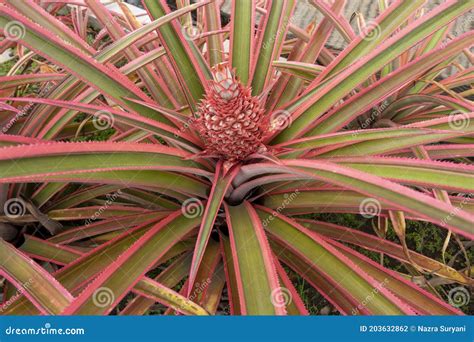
[188,162,240,292]
[330,239,463,315]
[297,219,472,285]
[62,211,200,314]
[241,160,474,238]
[0,239,73,315]
[271,0,471,143]
[224,202,285,315]
[255,206,415,315]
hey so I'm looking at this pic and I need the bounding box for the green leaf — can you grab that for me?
[335,158,474,193]
[333,240,461,314]
[325,0,426,77]
[41,170,208,198]
[307,33,473,135]
[251,1,294,95]
[143,0,210,110]
[99,1,208,63]
[0,7,163,122]
[255,207,411,314]
[272,61,324,82]
[225,202,285,315]
[48,212,166,244]
[133,277,209,315]
[1,226,192,315]
[0,142,211,185]
[188,163,238,290]
[5,0,93,54]
[0,239,73,314]
[219,233,242,315]
[230,0,255,85]
[121,253,192,315]
[299,218,472,285]
[318,128,472,157]
[283,160,474,238]
[272,0,472,142]
[277,127,447,151]
[0,6,183,128]
[204,0,224,66]
[246,159,474,237]
[63,212,200,314]
[19,235,82,265]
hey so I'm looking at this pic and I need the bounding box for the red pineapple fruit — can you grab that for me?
[194,63,268,162]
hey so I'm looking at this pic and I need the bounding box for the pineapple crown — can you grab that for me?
[208,63,241,101]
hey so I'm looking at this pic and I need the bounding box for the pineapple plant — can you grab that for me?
[0,0,472,316]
